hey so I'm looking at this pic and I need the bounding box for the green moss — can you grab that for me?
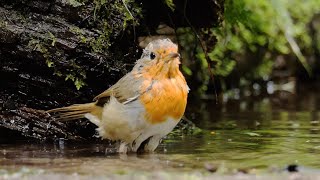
[53,70,63,77]
[116,0,140,28]
[70,25,109,53]
[47,32,57,47]
[69,27,91,44]
[90,24,111,53]
[65,72,87,90]
[26,0,142,90]
[0,20,7,28]
[28,38,87,90]
[164,0,175,11]
[28,39,54,68]
[68,0,142,54]
[64,59,87,90]
[67,0,84,7]
[89,0,141,53]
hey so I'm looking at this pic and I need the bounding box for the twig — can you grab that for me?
[182,0,218,103]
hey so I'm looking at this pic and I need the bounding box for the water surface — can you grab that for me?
[1,89,320,176]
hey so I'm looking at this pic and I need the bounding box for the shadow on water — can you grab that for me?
[2,87,320,175]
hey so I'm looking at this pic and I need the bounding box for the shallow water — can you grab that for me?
[1,89,320,176]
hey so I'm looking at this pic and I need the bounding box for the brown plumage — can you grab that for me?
[47,102,100,121]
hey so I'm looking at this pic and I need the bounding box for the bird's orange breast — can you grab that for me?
[139,74,188,124]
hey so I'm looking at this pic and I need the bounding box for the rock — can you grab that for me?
[0,0,223,141]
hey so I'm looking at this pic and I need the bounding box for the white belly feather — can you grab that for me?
[84,96,181,152]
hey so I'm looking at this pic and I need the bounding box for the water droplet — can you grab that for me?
[163,148,167,153]
[95,146,100,152]
[267,81,274,94]
[59,138,65,150]
[22,125,29,132]
[105,148,116,154]
[253,83,260,90]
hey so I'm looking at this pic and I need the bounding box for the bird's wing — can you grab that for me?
[93,88,112,101]
[94,72,144,105]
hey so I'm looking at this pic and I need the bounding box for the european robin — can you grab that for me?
[47,38,189,153]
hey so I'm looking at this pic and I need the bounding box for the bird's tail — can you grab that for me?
[47,102,101,121]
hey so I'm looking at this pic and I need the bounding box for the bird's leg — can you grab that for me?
[144,135,162,152]
[118,141,130,153]
[131,133,151,152]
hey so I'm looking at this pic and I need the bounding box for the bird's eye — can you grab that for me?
[150,52,156,60]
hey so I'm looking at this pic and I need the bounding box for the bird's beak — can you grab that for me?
[167,52,180,59]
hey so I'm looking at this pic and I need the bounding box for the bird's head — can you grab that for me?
[134,38,182,79]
